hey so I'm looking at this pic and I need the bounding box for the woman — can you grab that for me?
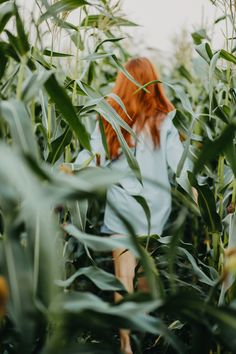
[76,57,195,354]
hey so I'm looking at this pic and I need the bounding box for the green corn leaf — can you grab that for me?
[0,99,39,159]
[191,29,209,45]
[132,195,151,237]
[193,123,236,174]
[47,126,72,164]
[43,49,74,57]
[188,172,221,232]
[14,3,30,55]
[195,42,213,64]
[95,37,125,52]
[98,115,110,159]
[39,0,89,22]
[161,293,236,353]
[220,49,236,65]
[56,266,126,291]
[44,74,91,151]
[0,1,14,33]
[22,69,52,103]
[64,223,139,254]
[80,14,138,28]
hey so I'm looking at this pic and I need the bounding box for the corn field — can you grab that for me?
[0,0,236,353]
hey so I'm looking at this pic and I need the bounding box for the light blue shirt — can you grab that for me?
[75,111,192,236]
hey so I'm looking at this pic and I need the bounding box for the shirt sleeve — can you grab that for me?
[75,121,106,167]
[166,119,193,195]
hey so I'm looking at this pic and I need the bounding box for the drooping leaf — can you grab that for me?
[95,37,125,52]
[134,80,194,115]
[195,42,213,64]
[64,223,139,255]
[0,99,39,158]
[47,126,72,164]
[0,143,59,350]
[56,266,126,291]
[209,51,221,117]
[111,54,149,92]
[161,292,236,353]
[188,172,221,232]
[43,49,74,57]
[214,15,227,24]
[191,29,209,45]
[178,65,194,83]
[80,14,138,28]
[50,291,186,353]
[0,1,14,33]
[132,195,151,237]
[0,44,8,79]
[52,17,79,30]
[22,70,52,103]
[5,30,27,57]
[39,0,89,22]
[179,247,216,286]
[98,115,110,159]
[82,53,148,92]
[14,3,30,55]
[193,123,236,174]
[44,74,90,150]
[220,49,236,65]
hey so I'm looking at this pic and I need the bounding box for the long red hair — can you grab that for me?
[101,57,174,159]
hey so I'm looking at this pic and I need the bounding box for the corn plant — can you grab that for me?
[0,1,236,354]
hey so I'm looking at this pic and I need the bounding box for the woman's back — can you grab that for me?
[76,110,192,236]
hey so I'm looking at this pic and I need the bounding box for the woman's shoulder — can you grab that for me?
[134,110,176,150]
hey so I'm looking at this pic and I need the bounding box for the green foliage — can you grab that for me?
[0,0,236,353]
